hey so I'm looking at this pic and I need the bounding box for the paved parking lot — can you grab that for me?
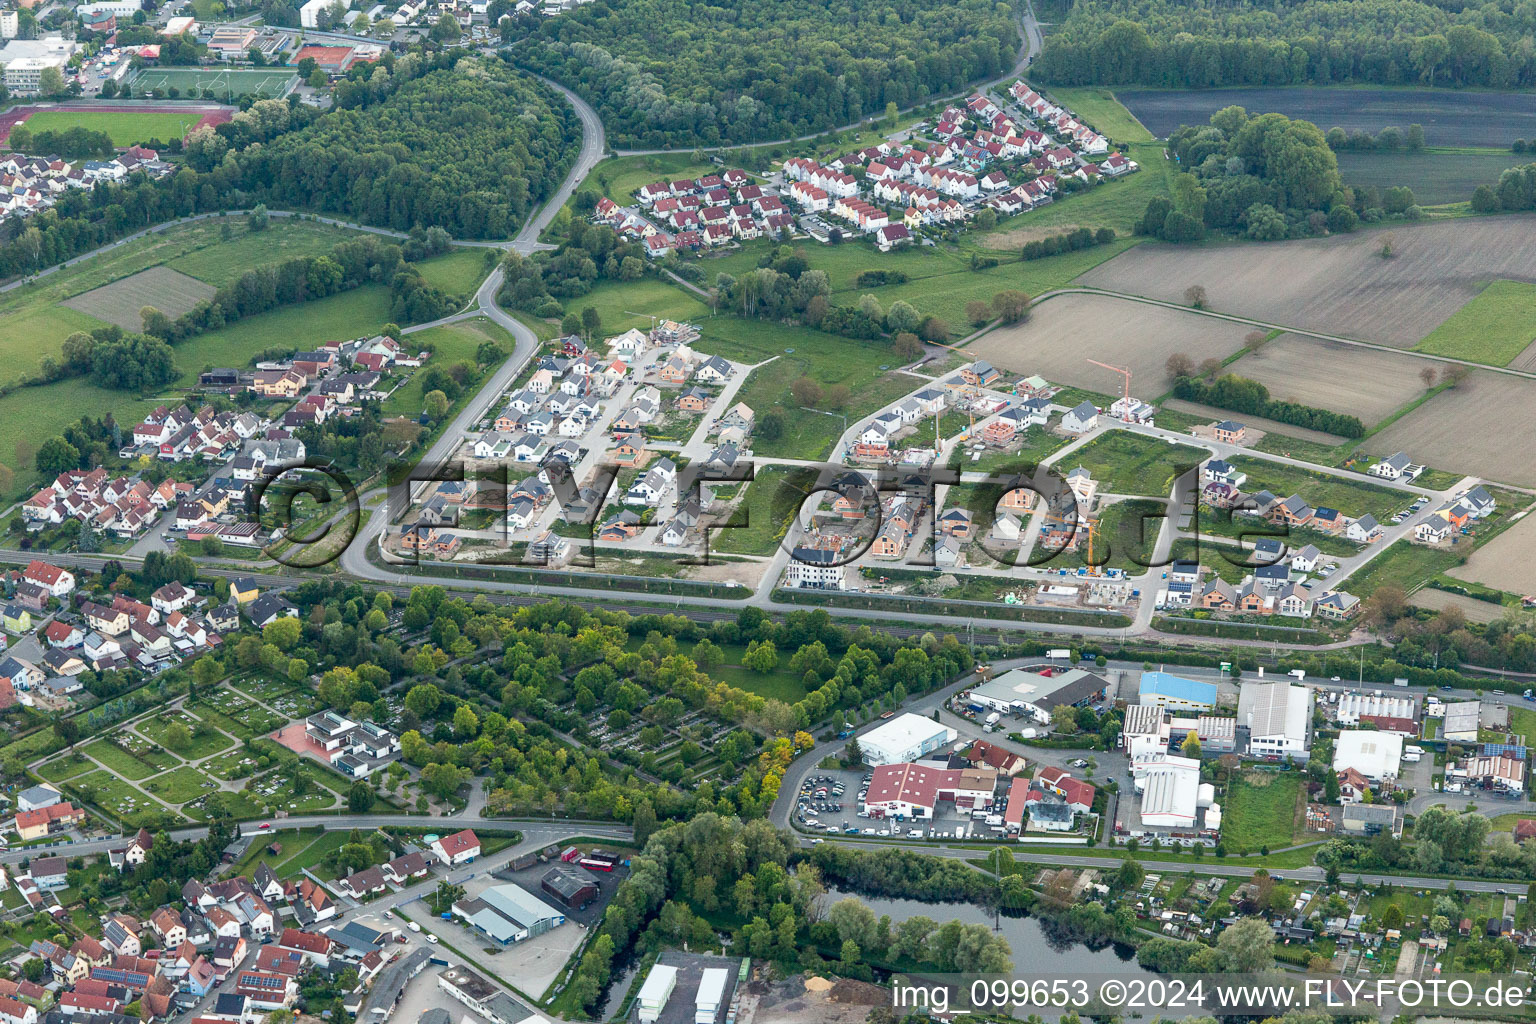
[399,870,588,999]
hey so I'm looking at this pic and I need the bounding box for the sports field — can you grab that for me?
[19,110,199,146]
[128,67,298,99]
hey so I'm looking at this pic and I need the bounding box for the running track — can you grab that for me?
[0,102,233,147]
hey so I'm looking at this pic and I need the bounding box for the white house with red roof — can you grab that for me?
[429,829,481,865]
[22,561,73,597]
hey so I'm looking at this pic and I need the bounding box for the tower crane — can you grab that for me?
[1086,359,1132,420]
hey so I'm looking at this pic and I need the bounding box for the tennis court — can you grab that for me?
[128,67,299,99]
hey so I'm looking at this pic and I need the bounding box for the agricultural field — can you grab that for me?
[1335,149,1523,207]
[1064,431,1206,497]
[1225,335,1437,427]
[62,266,216,332]
[1225,456,1405,520]
[967,292,1248,392]
[1077,218,1536,349]
[1115,87,1536,148]
[1446,510,1536,595]
[1043,86,1156,144]
[1416,280,1536,367]
[1370,370,1536,487]
[1220,771,1302,853]
[1408,588,1510,623]
[17,109,207,146]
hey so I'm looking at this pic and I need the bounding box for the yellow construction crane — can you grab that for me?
[1086,358,1133,419]
[1084,517,1103,576]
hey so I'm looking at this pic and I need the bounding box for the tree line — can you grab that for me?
[1472,162,1536,213]
[1171,372,1366,437]
[6,124,114,160]
[1033,0,1536,89]
[515,0,1019,147]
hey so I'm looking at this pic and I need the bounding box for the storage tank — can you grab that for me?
[1205,803,1222,830]
[1197,783,1215,808]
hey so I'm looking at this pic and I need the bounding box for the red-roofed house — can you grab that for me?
[22,560,73,597]
[429,829,480,865]
[1034,766,1095,814]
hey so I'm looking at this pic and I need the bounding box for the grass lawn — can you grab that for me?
[845,237,1142,329]
[36,751,96,782]
[18,109,203,147]
[1036,497,1166,573]
[83,737,178,780]
[1415,280,1536,366]
[385,317,515,418]
[697,317,925,459]
[141,765,221,805]
[565,277,711,336]
[168,218,363,286]
[233,826,326,878]
[414,247,494,298]
[1347,540,1466,596]
[708,642,810,702]
[136,715,234,760]
[584,154,723,206]
[1066,431,1206,496]
[714,465,816,556]
[1044,87,1156,144]
[1222,772,1303,853]
[278,830,354,879]
[172,285,395,385]
[1227,456,1406,520]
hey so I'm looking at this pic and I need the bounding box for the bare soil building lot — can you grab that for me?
[1077,219,1536,349]
[1226,335,1435,427]
[63,267,216,332]
[969,293,1247,388]
[1370,371,1536,487]
[1447,511,1536,595]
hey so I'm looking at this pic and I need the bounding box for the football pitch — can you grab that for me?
[128,67,299,99]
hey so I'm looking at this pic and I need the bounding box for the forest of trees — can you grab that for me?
[516,0,1019,147]
[0,55,575,281]
[237,58,577,239]
[1138,106,1421,243]
[1032,0,1536,89]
